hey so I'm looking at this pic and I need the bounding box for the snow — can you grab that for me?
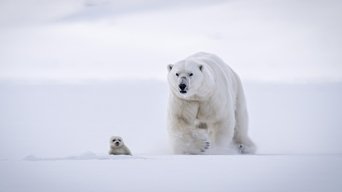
[1,0,342,191]
[1,153,342,192]
[1,81,342,159]
[1,81,342,191]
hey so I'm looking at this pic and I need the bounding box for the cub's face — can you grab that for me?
[167,60,204,99]
[110,136,124,148]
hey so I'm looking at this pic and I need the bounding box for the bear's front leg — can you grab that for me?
[167,97,210,154]
[208,120,236,154]
[170,126,210,154]
[168,115,210,154]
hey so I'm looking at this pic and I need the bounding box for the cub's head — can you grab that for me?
[110,136,124,148]
[167,59,205,99]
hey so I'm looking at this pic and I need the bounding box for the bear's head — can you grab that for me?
[167,59,213,99]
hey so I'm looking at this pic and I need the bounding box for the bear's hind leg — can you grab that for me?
[233,120,256,154]
[233,109,256,154]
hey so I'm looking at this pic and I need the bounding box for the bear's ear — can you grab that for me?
[167,64,174,72]
[199,65,203,72]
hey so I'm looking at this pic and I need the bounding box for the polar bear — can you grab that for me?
[167,52,256,155]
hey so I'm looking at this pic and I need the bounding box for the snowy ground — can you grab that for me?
[1,153,342,192]
[1,81,342,159]
[1,81,342,192]
[1,0,342,191]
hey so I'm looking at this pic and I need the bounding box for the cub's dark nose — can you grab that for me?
[179,83,186,91]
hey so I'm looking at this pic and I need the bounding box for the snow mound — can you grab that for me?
[24,151,146,161]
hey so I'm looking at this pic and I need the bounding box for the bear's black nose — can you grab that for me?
[179,84,186,91]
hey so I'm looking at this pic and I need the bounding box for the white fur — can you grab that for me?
[167,52,256,154]
[109,136,132,155]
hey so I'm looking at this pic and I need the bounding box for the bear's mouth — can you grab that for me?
[180,90,187,94]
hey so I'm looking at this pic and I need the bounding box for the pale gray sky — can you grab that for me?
[0,0,341,82]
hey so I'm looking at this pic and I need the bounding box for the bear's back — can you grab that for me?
[187,52,239,93]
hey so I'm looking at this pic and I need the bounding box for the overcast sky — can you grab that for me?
[0,0,341,82]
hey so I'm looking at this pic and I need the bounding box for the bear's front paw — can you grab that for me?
[200,141,210,152]
[182,139,210,154]
[199,140,210,153]
[173,130,210,154]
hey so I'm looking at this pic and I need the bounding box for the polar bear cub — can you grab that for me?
[109,136,132,155]
[167,52,256,154]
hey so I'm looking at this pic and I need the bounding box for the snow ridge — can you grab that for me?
[23,151,146,161]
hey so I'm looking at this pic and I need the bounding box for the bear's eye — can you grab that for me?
[176,73,179,77]
[189,73,193,77]
[112,140,116,142]
[118,139,121,142]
